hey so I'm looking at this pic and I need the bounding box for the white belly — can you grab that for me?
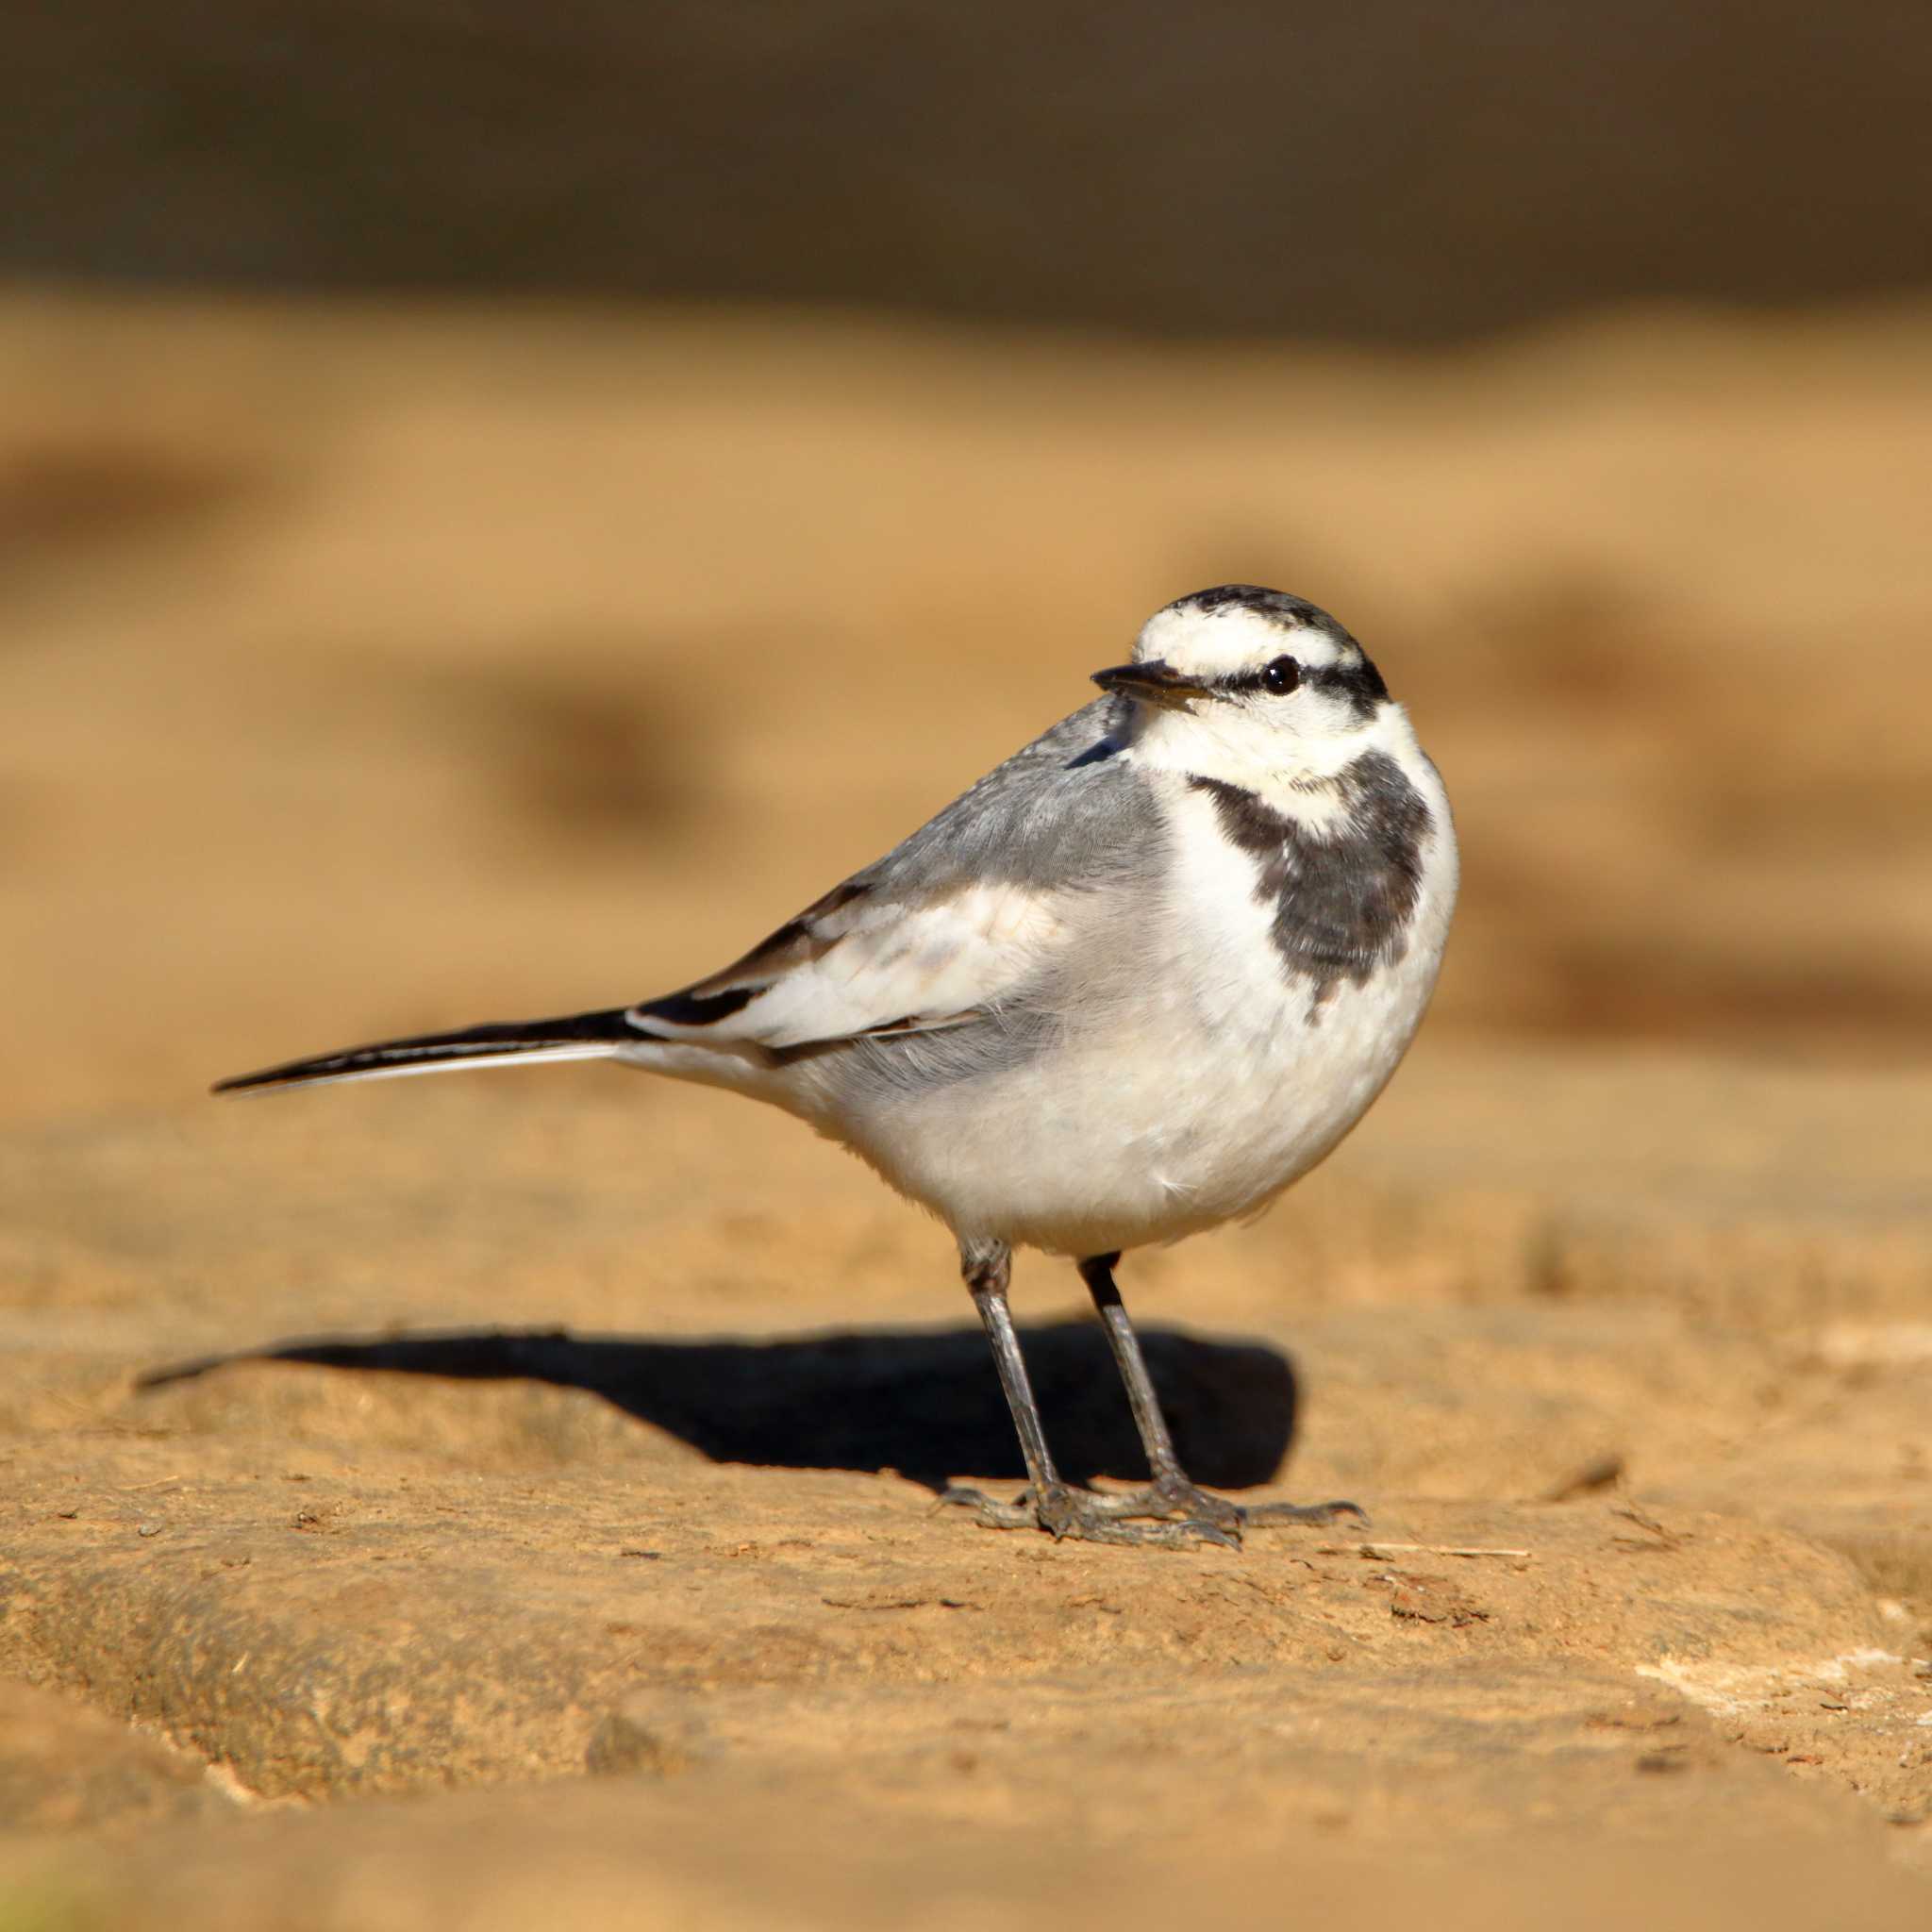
[825,777,1457,1257]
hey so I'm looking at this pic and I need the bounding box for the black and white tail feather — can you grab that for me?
[212,1008,645,1093]
[212,869,1000,1097]
[211,712,1107,1100]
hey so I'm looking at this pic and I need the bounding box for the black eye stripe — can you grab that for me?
[1209,655,1389,714]
[1315,657,1389,710]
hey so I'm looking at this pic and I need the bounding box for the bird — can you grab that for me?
[217,585,1457,1549]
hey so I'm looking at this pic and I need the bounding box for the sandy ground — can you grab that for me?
[1,291,1929,1926]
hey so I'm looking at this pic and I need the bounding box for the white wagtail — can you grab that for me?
[219,586,1457,1549]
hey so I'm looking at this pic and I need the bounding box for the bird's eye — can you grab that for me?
[1261,655,1301,695]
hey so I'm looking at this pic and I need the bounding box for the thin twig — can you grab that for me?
[1609,1500,1688,1551]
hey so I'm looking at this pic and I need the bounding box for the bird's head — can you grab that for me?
[1093,585,1397,785]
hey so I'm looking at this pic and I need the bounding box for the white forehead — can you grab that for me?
[1133,602,1350,678]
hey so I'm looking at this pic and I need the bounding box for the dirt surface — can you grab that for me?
[1,292,1929,1925]
[3,1064,1929,1924]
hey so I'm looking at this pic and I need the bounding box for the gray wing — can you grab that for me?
[629,698,1162,1054]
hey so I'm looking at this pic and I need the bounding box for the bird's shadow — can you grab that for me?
[136,1321,1298,1491]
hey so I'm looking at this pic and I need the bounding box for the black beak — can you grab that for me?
[1091,659,1212,710]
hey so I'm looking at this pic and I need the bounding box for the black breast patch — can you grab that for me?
[1188,751,1433,1008]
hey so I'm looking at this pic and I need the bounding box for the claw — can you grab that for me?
[935,1483,1041,1530]
[933,1483,999,1512]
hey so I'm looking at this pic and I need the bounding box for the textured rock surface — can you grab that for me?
[2,1067,1928,1924]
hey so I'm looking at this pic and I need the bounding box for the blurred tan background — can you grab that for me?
[3,10,1931,1927]
[1,7,1929,1117]
[2,298,1928,1116]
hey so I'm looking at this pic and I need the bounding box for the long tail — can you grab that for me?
[212,1008,642,1095]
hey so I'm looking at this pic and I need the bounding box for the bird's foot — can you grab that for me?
[936,1481,1240,1550]
[1081,1476,1369,1535]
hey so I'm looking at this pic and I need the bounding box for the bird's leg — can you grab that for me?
[938,1240,1236,1549]
[1076,1252,1366,1533]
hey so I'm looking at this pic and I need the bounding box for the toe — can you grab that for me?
[1168,1517,1242,1551]
[1242,1497,1370,1528]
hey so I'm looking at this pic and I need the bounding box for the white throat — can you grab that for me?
[1123,696,1423,811]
